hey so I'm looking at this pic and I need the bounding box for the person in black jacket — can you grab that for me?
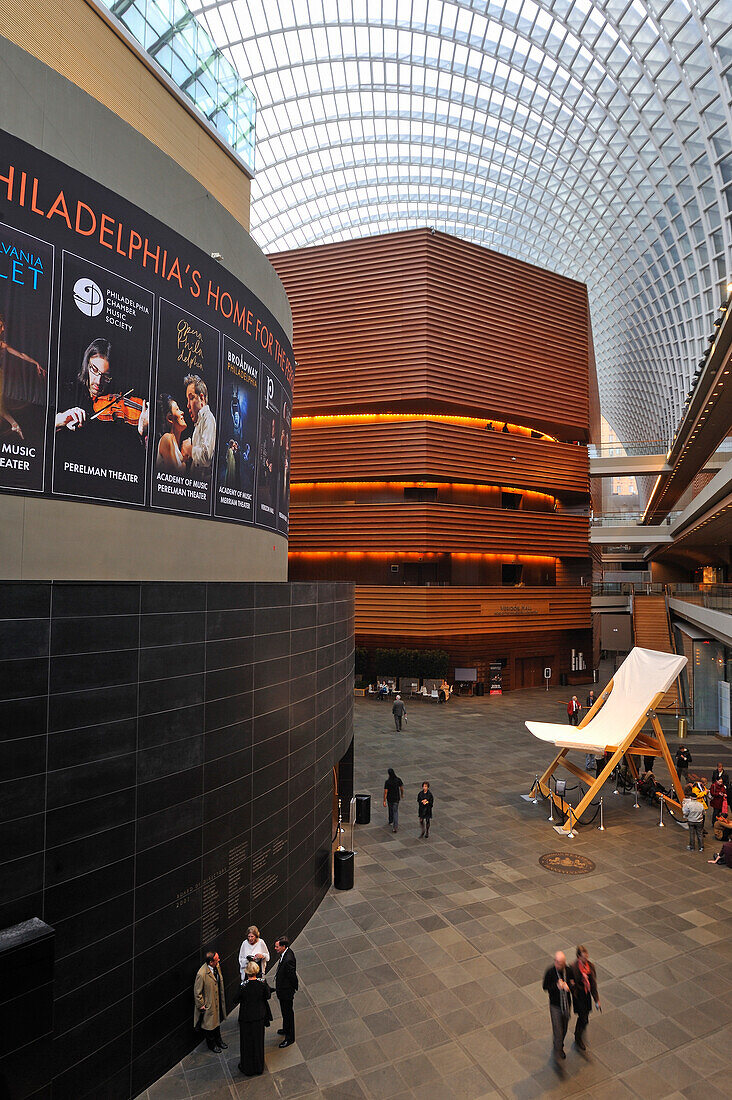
[273,936,298,1047]
[418,781,434,838]
[542,950,571,1061]
[675,745,692,785]
[237,962,272,1076]
[568,945,600,1051]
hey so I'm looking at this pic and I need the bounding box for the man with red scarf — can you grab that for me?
[568,945,601,1050]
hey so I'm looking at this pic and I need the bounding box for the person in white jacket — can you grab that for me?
[239,925,270,980]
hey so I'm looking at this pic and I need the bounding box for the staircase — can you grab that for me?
[632,595,680,712]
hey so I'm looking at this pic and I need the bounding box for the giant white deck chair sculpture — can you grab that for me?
[526,647,687,832]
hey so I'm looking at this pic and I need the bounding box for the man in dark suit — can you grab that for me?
[273,936,298,1047]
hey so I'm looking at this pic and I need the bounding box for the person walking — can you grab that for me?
[418,781,433,838]
[392,694,406,731]
[568,945,600,1051]
[383,768,405,832]
[273,937,298,1047]
[675,745,692,785]
[237,962,272,1077]
[542,951,571,1062]
[586,690,596,710]
[567,696,581,726]
[682,784,705,852]
[193,951,227,1053]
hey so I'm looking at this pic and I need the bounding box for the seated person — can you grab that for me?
[638,771,657,800]
[708,841,732,867]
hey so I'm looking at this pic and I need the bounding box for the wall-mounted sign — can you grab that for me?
[0,127,293,535]
[481,601,551,617]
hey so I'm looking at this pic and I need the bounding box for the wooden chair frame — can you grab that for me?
[533,678,686,831]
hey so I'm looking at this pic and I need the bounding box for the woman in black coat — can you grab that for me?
[238,962,272,1076]
[418,781,434,838]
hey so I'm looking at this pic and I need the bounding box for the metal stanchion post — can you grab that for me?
[633,781,639,809]
[566,803,575,839]
[613,767,619,796]
[531,774,539,805]
[547,776,554,823]
[597,796,605,831]
[658,797,665,828]
[337,798,345,851]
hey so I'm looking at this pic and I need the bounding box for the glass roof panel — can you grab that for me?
[187,0,731,444]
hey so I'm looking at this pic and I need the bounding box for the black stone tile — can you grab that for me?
[0,732,46,780]
[50,614,139,656]
[254,630,290,663]
[205,582,256,611]
[253,678,289,716]
[51,892,135,958]
[253,731,288,773]
[205,664,252,703]
[46,718,136,770]
[134,859,200,921]
[0,617,50,660]
[44,858,135,925]
[45,822,136,888]
[0,811,44,860]
[1,696,48,739]
[204,747,251,790]
[138,671,205,716]
[254,583,290,608]
[50,647,139,695]
[139,641,205,683]
[0,773,45,820]
[55,960,133,1037]
[253,703,289,743]
[136,797,203,853]
[137,737,203,782]
[141,582,206,614]
[205,635,255,670]
[203,774,251,823]
[52,583,139,618]
[203,720,252,763]
[46,788,136,847]
[49,683,138,733]
[135,825,203,889]
[137,765,202,816]
[0,582,51,619]
[254,604,290,636]
[139,611,205,648]
[138,704,204,750]
[204,692,252,732]
[46,754,136,809]
[0,656,48,700]
[205,608,254,641]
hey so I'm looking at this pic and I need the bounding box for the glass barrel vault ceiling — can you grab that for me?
[188,0,732,446]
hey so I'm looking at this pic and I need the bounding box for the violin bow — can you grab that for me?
[90,388,134,421]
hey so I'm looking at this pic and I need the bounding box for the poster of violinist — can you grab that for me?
[214,335,259,523]
[150,298,219,516]
[255,368,281,530]
[52,252,153,506]
[0,221,54,494]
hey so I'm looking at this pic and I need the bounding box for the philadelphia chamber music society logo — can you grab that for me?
[73,277,104,317]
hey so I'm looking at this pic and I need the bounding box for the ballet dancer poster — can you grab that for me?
[214,335,259,522]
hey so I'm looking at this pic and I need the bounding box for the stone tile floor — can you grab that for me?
[139,685,732,1100]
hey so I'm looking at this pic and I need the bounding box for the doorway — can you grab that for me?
[516,656,551,688]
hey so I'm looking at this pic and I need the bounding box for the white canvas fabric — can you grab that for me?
[526,647,687,754]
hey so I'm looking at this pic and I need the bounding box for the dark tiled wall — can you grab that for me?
[0,581,354,1100]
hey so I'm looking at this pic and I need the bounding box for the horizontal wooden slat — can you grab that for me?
[354,585,591,637]
[289,502,589,555]
[291,420,589,496]
[271,229,591,440]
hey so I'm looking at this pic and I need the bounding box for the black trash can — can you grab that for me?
[559,672,568,687]
[333,849,354,890]
[474,682,485,696]
[355,794,371,824]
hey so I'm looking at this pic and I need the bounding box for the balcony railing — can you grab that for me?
[668,583,732,612]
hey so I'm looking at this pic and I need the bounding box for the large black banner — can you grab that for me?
[0,127,293,532]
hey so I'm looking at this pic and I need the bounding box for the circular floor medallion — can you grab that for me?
[539,852,596,875]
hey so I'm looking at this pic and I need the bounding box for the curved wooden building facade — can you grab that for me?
[272,229,596,689]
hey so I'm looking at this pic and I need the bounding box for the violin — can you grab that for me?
[91,388,145,425]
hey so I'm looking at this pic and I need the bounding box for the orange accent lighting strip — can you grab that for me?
[289,480,556,505]
[291,412,558,442]
[288,551,558,563]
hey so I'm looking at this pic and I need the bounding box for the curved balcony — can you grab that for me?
[289,502,589,556]
[354,585,591,638]
[291,419,589,497]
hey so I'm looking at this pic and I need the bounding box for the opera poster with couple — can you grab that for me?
[52,252,154,506]
[0,221,54,494]
[151,299,219,516]
[214,335,258,522]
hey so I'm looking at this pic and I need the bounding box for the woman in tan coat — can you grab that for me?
[193,951,227,1052]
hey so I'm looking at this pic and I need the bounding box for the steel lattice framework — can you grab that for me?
[188,0,732,444]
